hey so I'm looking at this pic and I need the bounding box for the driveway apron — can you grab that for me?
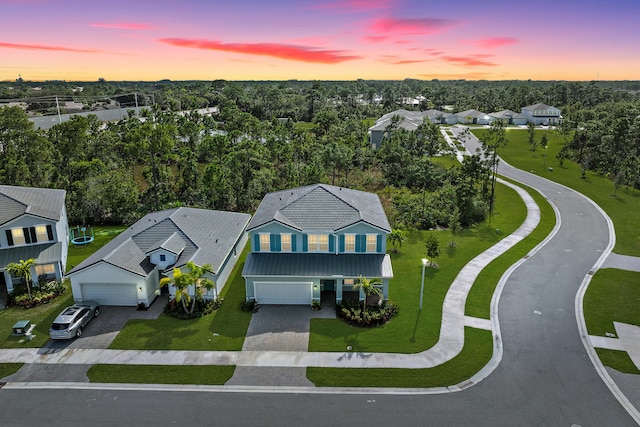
[227,305,335,387]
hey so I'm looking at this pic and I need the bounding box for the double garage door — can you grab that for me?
[81,283,138,306]
[254,282,312,305]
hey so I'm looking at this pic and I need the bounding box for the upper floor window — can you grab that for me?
[344,234,355,252]
[308,234,328,252]
[259,233,270,251]
[366,234,377,252]
[281,234,292,252]
[35,226,48,242]
[6,225,53,246]
[159,254,166,262]
[11,229,26,245]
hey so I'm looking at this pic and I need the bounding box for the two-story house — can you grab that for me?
[521,103,562,126]
[66,207,250,307]
[242,184,393,305]
[0,185,69,296]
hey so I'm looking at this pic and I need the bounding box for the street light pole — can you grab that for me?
[419,258,428,310]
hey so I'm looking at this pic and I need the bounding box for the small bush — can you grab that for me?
[240,299,256,312]
[164,297,222,319]
[336,299,398,327]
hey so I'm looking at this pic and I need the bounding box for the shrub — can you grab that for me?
[240,299,256,312]
[164,297,222,319]
[8,280,66,308]
[336,299,398,327]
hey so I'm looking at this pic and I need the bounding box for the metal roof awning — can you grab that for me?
[242,253,393,279]
[0,242,62,269]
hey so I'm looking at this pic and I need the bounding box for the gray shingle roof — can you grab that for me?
[67,208,251,277]
[522,103,558,111]
[243,253,393,278]
[455,109,487,118]
[0,185,65,226]
[145,232,186,256]
[246,184,391,233]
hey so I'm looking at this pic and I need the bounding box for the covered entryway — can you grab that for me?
[254,281,312,305]
[81,282,138,306]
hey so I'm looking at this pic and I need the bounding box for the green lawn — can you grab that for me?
[0,288,74,348]
[87,364,235,385]
[309,181,528,354]
[307,327,492,388]
[583,269,640,337]
[584,269,640,374]
[474,128,640,256]
[0,363,24,379]
[108,245,252,351]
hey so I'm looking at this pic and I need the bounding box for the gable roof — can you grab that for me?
[67,207,251,277]
[489,109,527,119]
[0,185,66,226]
[247,184,391,233]
[455,109,487,118]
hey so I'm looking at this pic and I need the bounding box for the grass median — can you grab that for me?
[87,364,235,385]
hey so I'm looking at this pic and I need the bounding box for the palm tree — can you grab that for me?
[160,261,215,315]
[6,258,36,300]
[387,229,406,253]
[353,275,382,312]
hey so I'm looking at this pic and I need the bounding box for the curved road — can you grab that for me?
[1,133,636,426]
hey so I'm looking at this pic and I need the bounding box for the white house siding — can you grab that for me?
[213,232,248,294]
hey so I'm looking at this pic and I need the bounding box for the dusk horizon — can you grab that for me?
[2,0,640,82]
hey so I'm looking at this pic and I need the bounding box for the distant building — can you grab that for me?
[521,103,562,125]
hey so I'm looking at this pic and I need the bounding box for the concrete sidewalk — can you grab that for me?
[0,179,540,372]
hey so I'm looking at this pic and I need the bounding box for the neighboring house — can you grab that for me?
[0,185,69,295]
[455,109,491,125]
[67,208,250,307]
[423,109,459,125]
[488,109,529,125]
[520,103,562,125]
[242,184,393,306]
[368,109,424,148]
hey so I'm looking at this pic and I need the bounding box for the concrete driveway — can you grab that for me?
[42,296,165,351]
[227,304,336,387]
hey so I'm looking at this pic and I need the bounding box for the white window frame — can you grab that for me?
[308,234,329,252]
[366,234,377,252]
[35,225,48,242]
[344,234,355,252]
[259,233,270,251]
[11,228,26,245]
[343,278,355,286]
[281,233,292,252]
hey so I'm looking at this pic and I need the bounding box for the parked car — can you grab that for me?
[49,301,100,339]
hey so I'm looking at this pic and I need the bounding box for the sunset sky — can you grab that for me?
[2,0,640,81]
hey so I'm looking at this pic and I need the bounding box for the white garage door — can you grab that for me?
[81,283,138,306]
[254,282,312,305]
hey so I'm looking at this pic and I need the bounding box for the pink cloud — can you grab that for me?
[311,0,395,11]
[0,41,102,53]
[158,38,360,64]
[370,17,457,35]
[467,37,519,49]
[90,22,156,30]
[441,54,497,66]
[391,59,426,64]
[420,72,493,79]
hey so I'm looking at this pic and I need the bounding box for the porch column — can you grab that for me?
[336,279,343,303]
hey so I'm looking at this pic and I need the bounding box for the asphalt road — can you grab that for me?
[0,130,636,426]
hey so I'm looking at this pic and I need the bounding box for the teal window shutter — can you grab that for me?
[355,235,363,253]
[377,234,382,253]
[302,234,308,252]
[292,235,297,252]
[274,234,281,251]
[253,234,260,252]
[270,234,277,252]
[339,235,345,252]
[329,235,335,253]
